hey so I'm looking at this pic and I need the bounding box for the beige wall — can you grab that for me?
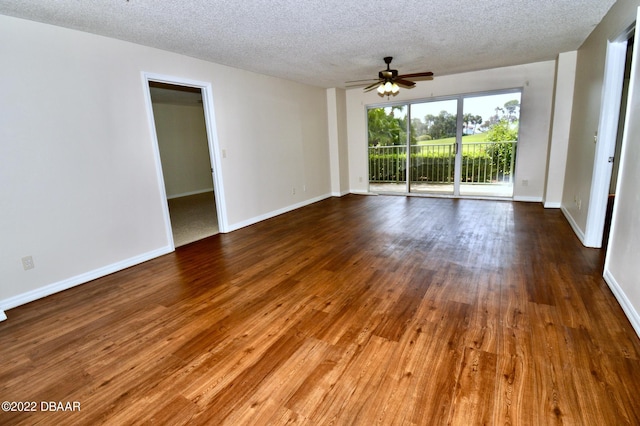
[606,19,640,332]
[606,32,640,331]
[562,0,639,237]
[563,0,640,334]
[327,88,350,196]
[151,102,213,198]
[345,61,556,201]
[544,51,577,208]
[0,15,330,307]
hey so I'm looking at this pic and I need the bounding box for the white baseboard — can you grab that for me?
[0,246,173,317]
[331,190,350,197]
[560,206,586,245]
[513,195,543,203]
[350,190,378,195]
[543,201,562,208]
[167,188,213,200]
[1,194,336,316]
[226,193,333,232]
[603,269,640,339]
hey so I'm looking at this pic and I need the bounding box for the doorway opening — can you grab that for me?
[146,80,222,247]
[604,35,634,249]
[585,26,635,248]
[367,90,521,198]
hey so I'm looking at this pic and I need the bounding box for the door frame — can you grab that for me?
[141,72,229,247]
[584,25,635,247]
[603,10,640,337]
[366,88,522,198]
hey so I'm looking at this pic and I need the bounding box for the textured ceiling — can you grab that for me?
[0,0,615,88]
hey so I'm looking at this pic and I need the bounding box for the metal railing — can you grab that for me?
[410,144,455,183]
[369,141,517,184]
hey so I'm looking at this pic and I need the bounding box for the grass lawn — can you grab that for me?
[371,133,516,158]
[418,133,488,145]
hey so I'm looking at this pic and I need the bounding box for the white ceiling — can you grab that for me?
[0,0,616,88]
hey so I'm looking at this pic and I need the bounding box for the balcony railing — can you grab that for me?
[369,141,517,184]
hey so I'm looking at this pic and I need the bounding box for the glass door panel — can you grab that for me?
[460,93,521,197]
[367,90,521,198]
[408,100,458,195]
[368,105,408,193]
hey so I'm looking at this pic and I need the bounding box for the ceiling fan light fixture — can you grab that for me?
[376,80,400,96]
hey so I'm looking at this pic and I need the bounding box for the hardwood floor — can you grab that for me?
[1,195,639,425]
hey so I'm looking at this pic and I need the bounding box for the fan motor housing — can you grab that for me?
[379,69,398,79]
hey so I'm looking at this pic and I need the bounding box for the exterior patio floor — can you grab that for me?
[369,182,514,198]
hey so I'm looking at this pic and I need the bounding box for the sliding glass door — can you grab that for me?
[368,90,520,198]
[409,99,458,195]
[368,105,408,194]
[460,93,520,197]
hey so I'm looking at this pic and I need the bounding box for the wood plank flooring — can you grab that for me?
[1,195,639,425]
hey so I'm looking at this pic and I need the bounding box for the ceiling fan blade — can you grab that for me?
[394,78,416,88]
[345,78,379,84]
[345,79,380,88]
[396,71,434,79]
[363,80,383,92]
[345,83,373,89]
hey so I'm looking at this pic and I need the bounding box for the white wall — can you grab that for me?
[544,51,577,208]
[562,0,640,238]
[327,88,350,196]
[561,0,640,336]
[0,15,330,311]
[345,61,556,200]
[587,1,640,336]
[606,18,640,334]
[152,103,213,198]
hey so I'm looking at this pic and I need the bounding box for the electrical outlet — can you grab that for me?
[22,256,34,271]
[359,176,363,183]
[292,187,296,195]
[522,179,529,187]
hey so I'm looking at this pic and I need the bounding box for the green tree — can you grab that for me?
[483,99,520,128]
[484,118,518,180]
[411,117,427,137]
[368,108,402,146]
[485,119,518,142]
[503,100,520,123]
[463,113,483,134]
[425,110,457,140]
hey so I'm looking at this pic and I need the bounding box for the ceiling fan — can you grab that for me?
[346,57,433,96]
